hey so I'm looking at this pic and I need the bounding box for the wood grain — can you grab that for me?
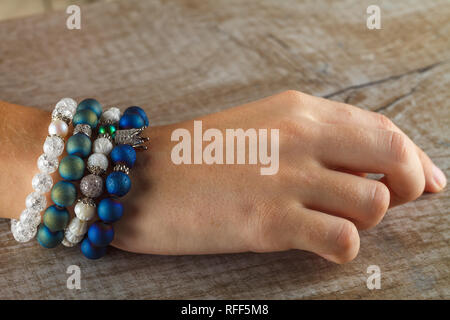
[0,0,448,299]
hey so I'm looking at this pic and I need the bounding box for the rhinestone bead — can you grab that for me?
[80,174,104,198]
[25,191,47,212]
[19,208,41,228]
[93,137,113,155]
[43,135,65,157]
[11,219,37,242]
[37,153,59,174]
[87,153,108,174]
[31,172,53,193]
[73,124,92,137]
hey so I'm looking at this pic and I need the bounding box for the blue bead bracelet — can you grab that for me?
[81,106,149,259]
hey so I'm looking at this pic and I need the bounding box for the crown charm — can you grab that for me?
[114,127,149,150]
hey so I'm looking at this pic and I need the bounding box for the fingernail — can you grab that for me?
[432,164,447,189]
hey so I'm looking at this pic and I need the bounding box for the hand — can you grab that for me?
[112,91,446,263]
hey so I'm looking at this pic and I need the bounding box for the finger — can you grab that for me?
[312,98,446,192]
[316,124,425,207]
[273,206,360,264]
[301,168,390,230]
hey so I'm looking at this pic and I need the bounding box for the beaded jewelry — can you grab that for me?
[11,98,77,243]
[62,106,121,247]
[81,106,149,259]
[37,99,102,248]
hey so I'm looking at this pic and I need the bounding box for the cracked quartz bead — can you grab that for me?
[87,153,108,174]
[80,174,104,198]
[43,135,65,157]
[67,217,88,236]
[19,208,41,228]
[37,153,59,174]
[74,199,96,221]
[100,107,121,124]
[93,137,113,155]
[31,172,53,193]
[25,191,47,212]
[11,219,37,242]
[55,97,77,118]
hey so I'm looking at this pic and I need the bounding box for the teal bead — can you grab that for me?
[43,205,70,232]
[51,181,76,207]
[59,155,85,180]
[77,98,103,118]
[37,224,64,248]
[73,109,99,129]
[66,133,92,158]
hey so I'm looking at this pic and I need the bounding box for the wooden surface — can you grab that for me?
[0,0,449,299]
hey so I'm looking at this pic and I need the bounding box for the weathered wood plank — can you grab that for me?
[0,0,448,299]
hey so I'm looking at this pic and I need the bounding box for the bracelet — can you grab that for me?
[81,106,149,259]
[62,106,121,247]
[36,99,102,248]
[11,98,77,243]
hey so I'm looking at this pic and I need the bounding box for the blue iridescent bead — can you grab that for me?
[43,205,70,232]
[59,155,85,180]
[51,181,77,207]
[77,98,103,118]
[119,113,145,129]
[66,133,92,158]
[98,198,124,223]
[106,171,131,197]
[37,224,64,248]
[110,144,136,168]
[88,221,114,247]
[73,109,99,129]
[124,106,149,127]
[81,238,107,260]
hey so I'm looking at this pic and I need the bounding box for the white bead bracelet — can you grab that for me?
[11,98,77,242]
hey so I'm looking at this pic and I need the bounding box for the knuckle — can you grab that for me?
[280,90,304,105]
[387,131,410,164]
[333,221,360,264]
[247,200,288,252]
[363,182,390,229]
[376,113,395,130]
[277,118,308,143]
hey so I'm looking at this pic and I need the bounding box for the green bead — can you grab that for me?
[77,98,102,118]
[108,125,116,138]
[59,155,85,180]
[99,126,106,135]
[51,181,76,207]
[43,205,70,232]
[73,109,99,129]
[66,133,92,158]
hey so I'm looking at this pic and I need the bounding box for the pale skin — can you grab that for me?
[0,91,446,264]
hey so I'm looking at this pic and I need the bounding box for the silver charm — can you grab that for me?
[113,163,130,175]
[73,124,92,138]
[98,132,114,142]
[114,127,149,150]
